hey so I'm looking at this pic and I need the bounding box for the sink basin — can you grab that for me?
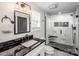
[21,39,38,47]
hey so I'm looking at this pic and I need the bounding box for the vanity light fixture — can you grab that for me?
[1,15,14,24]
[16,2,31,14]
[16,2,26,8]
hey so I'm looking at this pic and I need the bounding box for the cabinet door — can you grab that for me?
[25,42,45,56]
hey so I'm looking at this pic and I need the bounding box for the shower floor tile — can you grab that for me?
[47,41,78,56]
[53,49,74,56]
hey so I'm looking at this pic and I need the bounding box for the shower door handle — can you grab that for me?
[60,30,62,34]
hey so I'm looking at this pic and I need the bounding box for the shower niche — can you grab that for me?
[54,22,69,27]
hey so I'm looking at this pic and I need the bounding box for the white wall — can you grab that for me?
[0,2,46,43]
[29,3,46,39]
[45,14,51,44]
[47,13,74,46]
[75,6,79,49]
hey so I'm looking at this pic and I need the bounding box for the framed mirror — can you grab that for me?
[14,10,30,34]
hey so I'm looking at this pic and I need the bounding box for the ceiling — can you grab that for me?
[31,2,79,15]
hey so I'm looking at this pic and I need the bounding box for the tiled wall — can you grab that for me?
[47,13,74,46]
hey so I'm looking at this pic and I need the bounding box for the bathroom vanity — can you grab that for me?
[25,41,45,56]
[0,35,45,56]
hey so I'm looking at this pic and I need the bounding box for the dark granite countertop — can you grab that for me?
[15,38,45,56]
[0,37,45,56]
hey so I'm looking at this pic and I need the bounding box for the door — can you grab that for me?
[47,14,74,46]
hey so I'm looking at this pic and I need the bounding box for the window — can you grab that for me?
[31,10,40,31]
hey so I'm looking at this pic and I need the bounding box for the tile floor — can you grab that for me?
[46,48,74,56]
[53,49,74,56]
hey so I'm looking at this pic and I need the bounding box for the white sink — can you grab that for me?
[22,40,38,47]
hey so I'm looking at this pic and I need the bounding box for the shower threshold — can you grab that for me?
[47,41,78,56]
